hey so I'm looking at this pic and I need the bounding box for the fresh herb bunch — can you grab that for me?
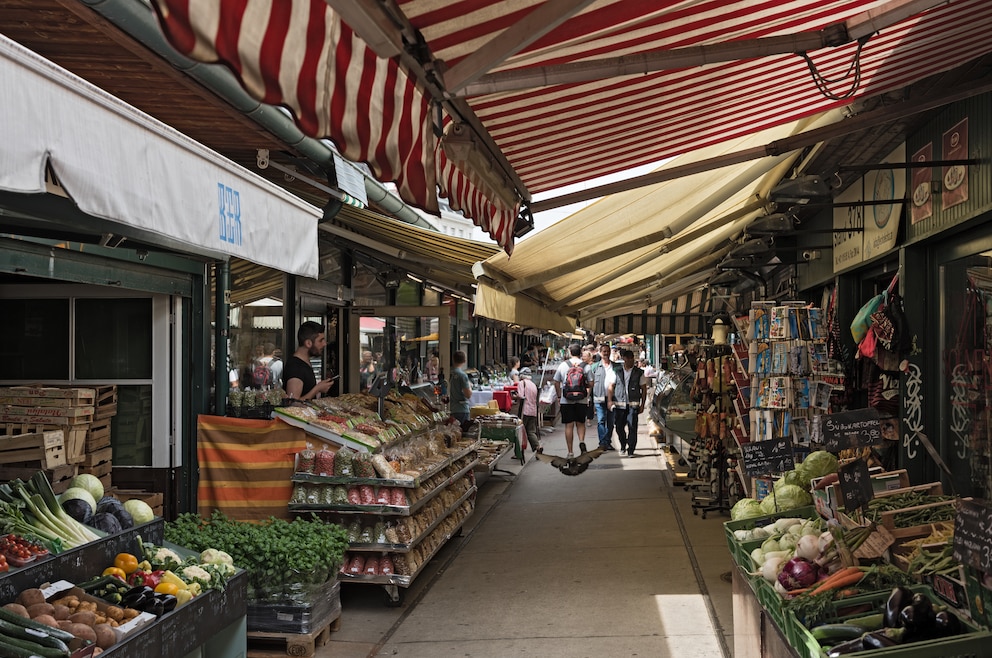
[165,511,349,602]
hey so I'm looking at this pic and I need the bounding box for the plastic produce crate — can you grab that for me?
[753,576,789,631]
[787,585,990,658]
[724,505,818,568]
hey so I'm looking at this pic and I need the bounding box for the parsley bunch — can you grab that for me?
[165,510,349,602]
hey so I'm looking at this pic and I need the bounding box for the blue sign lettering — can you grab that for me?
[217,183,242,245]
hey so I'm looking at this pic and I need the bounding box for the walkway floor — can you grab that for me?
[310,417,736,658]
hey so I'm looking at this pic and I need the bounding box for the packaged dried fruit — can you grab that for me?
[359,484,376,505]
[347,554,366,574]
[330,485,349,504]
[347,487,362,505]
[334,449,354,476]
[364,556,380,575]
[296,449,316,474]
[354,453,376,478]
[315,448,335,475]
[380,555,394,575]
[390,488,408,506]
[375,487,391,505]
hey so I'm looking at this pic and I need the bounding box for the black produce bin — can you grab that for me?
[247,578,341,634]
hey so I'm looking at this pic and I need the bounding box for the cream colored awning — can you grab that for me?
[473,110,845,331]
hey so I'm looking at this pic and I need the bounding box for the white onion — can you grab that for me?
[795,534,820,561]
[761,556,785,582]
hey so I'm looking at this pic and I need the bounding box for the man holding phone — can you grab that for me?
[284,321,335,400]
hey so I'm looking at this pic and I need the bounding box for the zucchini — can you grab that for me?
[842,613,885,631]
[811,623,867,643]
[0,622,68,656]
[0,633,65,658]
[0,611,73,643]
[0,635,47,658]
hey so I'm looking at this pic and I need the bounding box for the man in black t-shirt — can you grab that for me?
[284,321,334,400]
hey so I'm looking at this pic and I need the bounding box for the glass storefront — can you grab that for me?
[941,248,992,498]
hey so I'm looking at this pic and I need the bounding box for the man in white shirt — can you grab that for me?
[590,344,617,451]
[553,343,592,458]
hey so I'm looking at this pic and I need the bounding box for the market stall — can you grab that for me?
[725,448,992,658]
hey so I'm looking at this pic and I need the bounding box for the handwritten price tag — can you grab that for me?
[838,459,873,512]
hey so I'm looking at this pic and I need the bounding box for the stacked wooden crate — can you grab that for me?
[0,387,95,492]
[81,386,117,492]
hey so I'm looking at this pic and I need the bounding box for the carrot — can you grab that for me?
[808,567,863,596]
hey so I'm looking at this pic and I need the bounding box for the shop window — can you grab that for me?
[0,299,69,380]
[941,253,992,498]
[75,299,152,379]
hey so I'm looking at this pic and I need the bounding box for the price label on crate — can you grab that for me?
[838,458,873,512]
[817,408,882,452]
[740,438,794,477]
[953,498,992,572]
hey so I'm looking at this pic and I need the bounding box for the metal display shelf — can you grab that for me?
[274,408,378,452]
[338,500,475,604]
[290,441,479,488]
[474,440,512,475]
[289,458,478,516]
[344,485,477,553]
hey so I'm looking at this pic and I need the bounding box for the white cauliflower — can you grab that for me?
[199,548,234,566]
[180,565,211,583]
[149,547,183,570]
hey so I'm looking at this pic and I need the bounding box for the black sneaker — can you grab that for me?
[601,445,615,451]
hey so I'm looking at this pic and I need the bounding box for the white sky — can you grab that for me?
[471,160,670,242]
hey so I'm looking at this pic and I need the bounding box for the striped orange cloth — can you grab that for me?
[196,415,307,521]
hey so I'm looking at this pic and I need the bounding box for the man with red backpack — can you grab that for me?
[553,343,592,458]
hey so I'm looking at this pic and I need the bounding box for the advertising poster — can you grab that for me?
[863,144,905,261]
[910,142,932,224]
[833,181,863,273]
[942,117,969,209]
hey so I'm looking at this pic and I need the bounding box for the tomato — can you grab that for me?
[114,553,140,575]
[103,566,127,580]
[154,582,179,596]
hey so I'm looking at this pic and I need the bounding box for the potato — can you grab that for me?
[32,614,58,628]
[52,604,71,620]
[93,623,116,649]
[15,588,46,607]
[92,649,103,656]
[26,602,55,619]
[58,620,74,631]
[68,623,97,644]
[68,610,97,626]
[104,606,124,622]
[2,603,29,618]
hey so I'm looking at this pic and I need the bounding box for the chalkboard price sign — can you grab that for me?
[953,498,992,572]
[817,408,882,452]
[838,458,874,512]
[741,438,795,477]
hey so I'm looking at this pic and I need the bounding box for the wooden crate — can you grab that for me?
[83,445,113,469]
[0,410,94,425]
[110,488,164,517]
[0,463,77,493]
[93,386,118,421]
[86,421,112,451]
[0,430,66,468]
[0,386,96,403]
[880,499,958,539]
[80,457,113,479]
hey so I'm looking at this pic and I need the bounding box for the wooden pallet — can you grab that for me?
[246,612,341,657]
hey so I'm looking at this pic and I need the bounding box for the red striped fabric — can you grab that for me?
[153,0,992,253]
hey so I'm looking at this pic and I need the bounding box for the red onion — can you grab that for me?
[778,557,820,590]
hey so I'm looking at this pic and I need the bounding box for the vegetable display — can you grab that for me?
[0,474,101,552]
[164,510,348,603]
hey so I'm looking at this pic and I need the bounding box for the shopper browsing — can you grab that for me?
[553,343,592,458]
[517,367,541,454]
[284,321,334,401]
[508,356,521,382]
[449,350,473,429]
[608,349,648,457]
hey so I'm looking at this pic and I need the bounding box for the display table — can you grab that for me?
[732,567,797,658]
[478,416,525,464]
[470,390,494,406]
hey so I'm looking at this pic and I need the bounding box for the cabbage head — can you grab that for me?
[759,484,812,514]
[774,469,806,491]
[798,451,839,482]
[731,498,764,521]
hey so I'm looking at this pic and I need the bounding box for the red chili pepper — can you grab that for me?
[147,570,165,588]
[128,570,148,587]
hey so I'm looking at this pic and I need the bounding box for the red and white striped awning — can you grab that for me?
[152,0,992,253]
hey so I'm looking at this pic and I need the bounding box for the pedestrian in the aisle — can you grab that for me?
[508,355,521,382]
[517,367,541,454]
[608,349,648,456]
[449,350,473,430]
[590,343,616,450]
[553,343,592,458]
[582,347,596,427]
